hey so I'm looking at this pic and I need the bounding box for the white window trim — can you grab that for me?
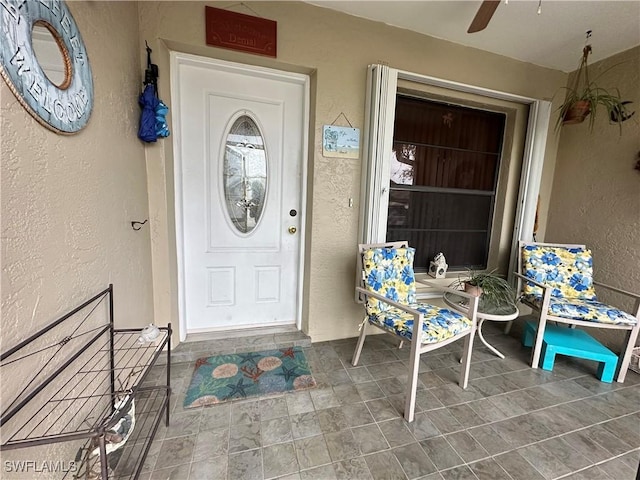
[358,65,551,284]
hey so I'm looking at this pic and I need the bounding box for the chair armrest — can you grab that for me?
[416,278,480,301]
[593,281,640,300]
[513,272,550,290]
[355,287,423,317]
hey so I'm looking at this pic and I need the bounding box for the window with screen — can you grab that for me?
[386,95,506,271]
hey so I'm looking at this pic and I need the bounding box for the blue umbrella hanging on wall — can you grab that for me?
[138,42,170,142]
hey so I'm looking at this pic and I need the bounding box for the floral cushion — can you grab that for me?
[367,304,472,344]
[362,247,417,315]
[522,293,637,326]
[521,245,597,300]
[362,246,471,343]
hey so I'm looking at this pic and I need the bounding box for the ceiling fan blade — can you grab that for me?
[467,0,500,33]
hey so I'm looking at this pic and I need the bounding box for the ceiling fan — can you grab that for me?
[467,0,500,33]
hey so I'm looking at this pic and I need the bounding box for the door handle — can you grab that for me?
[288,226,297,234]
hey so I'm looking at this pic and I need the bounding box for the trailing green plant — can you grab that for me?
[451,268,516,307]
[555,44,629,134]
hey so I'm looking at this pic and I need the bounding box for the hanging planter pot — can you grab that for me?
[562,100,591,125]
[555,38,629,134]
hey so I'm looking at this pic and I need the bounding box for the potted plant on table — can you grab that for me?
[451,269,516,308]
[556,43,631,133]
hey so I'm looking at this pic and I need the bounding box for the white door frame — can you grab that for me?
[359,65,551,284]
[170,52,310,341]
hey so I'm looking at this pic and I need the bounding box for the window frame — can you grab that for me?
[358,65,552,283]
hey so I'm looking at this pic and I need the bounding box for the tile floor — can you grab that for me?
[139,324,640,480]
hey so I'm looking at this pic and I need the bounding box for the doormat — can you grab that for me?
[183,347,316,408]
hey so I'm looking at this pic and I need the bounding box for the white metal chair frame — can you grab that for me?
[516,241,640,382]
[352,242,479,422]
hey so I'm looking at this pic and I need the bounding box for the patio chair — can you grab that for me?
[516,241,640,382]
[352,242,479,422]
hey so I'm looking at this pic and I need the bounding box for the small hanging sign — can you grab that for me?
[205,6,277,58]
[323,125,360,159]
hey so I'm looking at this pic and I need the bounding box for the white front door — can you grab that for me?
[172,53,308,333]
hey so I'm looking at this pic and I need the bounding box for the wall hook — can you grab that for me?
[131,219,148,231]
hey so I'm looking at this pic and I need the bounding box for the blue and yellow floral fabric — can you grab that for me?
[521,245,637,326]
[521,245,597,300]
[522,294,637,326]
[362,247,472,344]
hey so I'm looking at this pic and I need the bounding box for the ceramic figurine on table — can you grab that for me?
[428,252,448,278]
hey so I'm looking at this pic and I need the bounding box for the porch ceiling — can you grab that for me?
[306,1,640,72]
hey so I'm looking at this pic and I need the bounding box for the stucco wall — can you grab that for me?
[1,2,152,469]
[545,45,640,348]
[2,0,152,341]
[139,1,567,343]
[1,0,153,340]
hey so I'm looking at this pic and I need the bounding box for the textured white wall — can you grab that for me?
[545,45,640,348]
[1,2,153,474]
[139,0,568,343]
[1,1,153,345]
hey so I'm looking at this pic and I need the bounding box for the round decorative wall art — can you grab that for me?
[0,0,93,134]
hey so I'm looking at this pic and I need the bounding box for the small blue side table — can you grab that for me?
[523,321,618,383]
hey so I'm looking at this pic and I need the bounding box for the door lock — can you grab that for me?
[288,226,297,234]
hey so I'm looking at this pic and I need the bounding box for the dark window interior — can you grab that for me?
[386,95,506,271]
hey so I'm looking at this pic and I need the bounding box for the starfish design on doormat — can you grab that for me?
[238,352,262,366]
[280,347,296,358]
[184,347,317,409]
[226,378,249,398]
[240,365,265,383]
[194,357,210,369]
[277,365,299,382]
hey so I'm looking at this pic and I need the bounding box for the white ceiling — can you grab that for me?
[306,1,640,72]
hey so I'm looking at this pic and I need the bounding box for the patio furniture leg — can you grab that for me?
[531,317,547,369]
[504,320,513,335]
[616,317,640,382]
[476,318,505,359]
[404,313,423,423]
[597,359,616,383]
[459,322,476,389]
[352,320,368,366]
[540,343,555,370]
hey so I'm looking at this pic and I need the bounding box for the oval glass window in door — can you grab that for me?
[223,115,268,234]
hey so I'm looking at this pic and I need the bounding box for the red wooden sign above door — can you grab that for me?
[205,6,277,58]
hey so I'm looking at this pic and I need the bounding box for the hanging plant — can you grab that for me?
[556,43,631,133]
